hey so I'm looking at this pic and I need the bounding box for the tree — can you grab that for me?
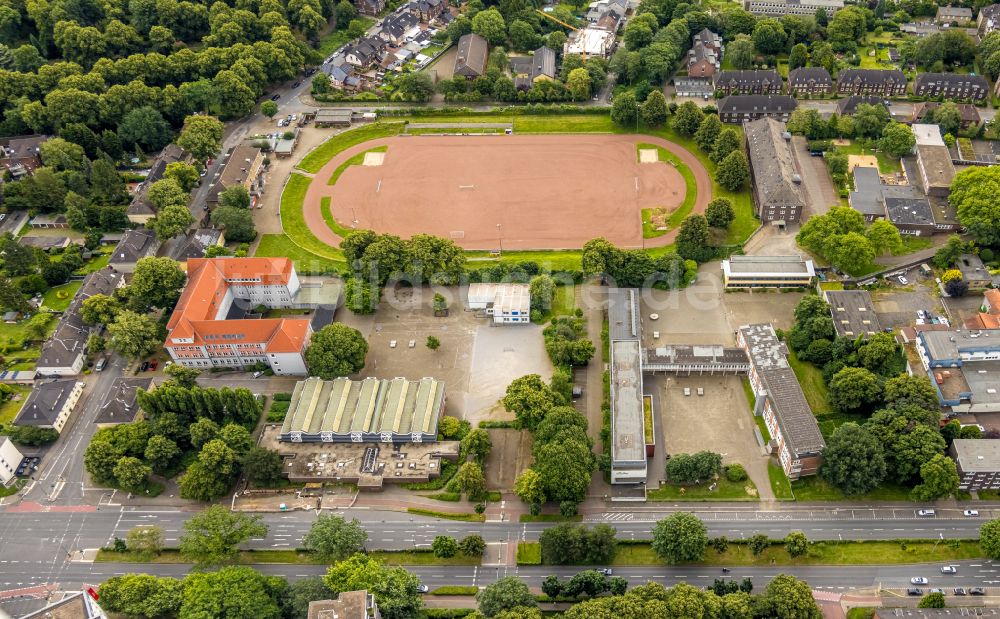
[180,566,284,619]
[673,102,705,137]
[107,310,160,359]
[529,274,555,313]
[164,363,200,389]
[533,439,594,504]
[177,115,224,163]
[866,220,903,256]
[710,128,741,165]
[164,162,199,193]
[789,43,809,69]
[930,102,962,138]
[90,158,128,205]
[461,428,492,464]
[611,91,638,127]
[244,447,284,486]
[727,34,755,69]
[179,506,267,566]
[305,324,368,379]
[981,519,1000,560]
[884,375,941,413]
[118,107,172,152]
[919,592,946,609]
[395,72,436,102]
[126,525,164,559]
[641,90,668,127]
[471,8,506,45]
[912,454,959,501]
[459,534,487,557]
[514,468,546,505]
[539,523,617,565]
[664,451,723,484]
[716,150,749,192]
[261,100,278,118]
[933,234,966,269]
[878,122,916,158]
[826,232,876,275]
[566,68,592,101]
[148,203,194,241]
[705,198,735,229]
[676,214,713,262]
[752,18,788,55]
[432,535,458,558]
[324,554,422,619]
[949,167,1000,245]
[211,205,257,243]
[477,576,537,617]
[820,422,886,495]
[829,366,882,413]
[853,104,891,140]
[285,577,332,619]
[303,514,368,562]
[99,574,182,617]
[945,278,969,298]
[762,574,822,619]
[455,461,487,500]
[694,114,723,153]
[784,531,808,557]
[130,256,187,311]
[219,186,251,210]
[502,374,560,431]
[651,512,708,564]
[144,435,180,474]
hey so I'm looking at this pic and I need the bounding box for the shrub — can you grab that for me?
[724,463,748,482]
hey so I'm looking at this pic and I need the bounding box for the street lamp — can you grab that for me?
[497,223,503,257]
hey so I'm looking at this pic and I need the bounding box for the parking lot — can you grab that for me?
[871,271,943,330]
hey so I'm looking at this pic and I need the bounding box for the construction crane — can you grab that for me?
[535,9,586,61]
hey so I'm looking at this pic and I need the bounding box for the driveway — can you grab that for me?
[742,223,802,257]
[791,136,839,219]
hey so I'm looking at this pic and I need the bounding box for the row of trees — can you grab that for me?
[581,237,697,288]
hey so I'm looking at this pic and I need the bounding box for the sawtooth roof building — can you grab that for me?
[279,376,445,443]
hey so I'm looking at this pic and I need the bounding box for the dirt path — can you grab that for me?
[299,133,712,252]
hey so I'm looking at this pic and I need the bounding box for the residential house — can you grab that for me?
[510,46,556,90]
[913,73,989,102]
[835,94,886,116]
[912,101,982,129]
[952,439,1000,491]
[96,377,154,425]
[836,69,907,96]
[965,289,1000,329]
[824,289,882,339]
[737,324,825,480]
[14,378,85,433]
[742,0,842,15]
[355,0,384,16]
[721,256,815,288]
[407,0,445,22]
[586,0,628,25]
[307,590,381,619]
[979,3,1000,37]
[744,117,805,224]
[454,33,489,79]
[168,228,224,265]
[786,67,832,96]
[379,12,419,45]
[687,29,722,78]
[466,283,531,324]
[206,143,264,204]
[564,27,616,58]
[326,63,362,92]
[36,269,124,376]
[109,229,159,273]
[718,95,797,123]
[674,77,714,98]
[127,144,191,225]
[345,37,385,68]
[957,253,993,289]
[0,135,49,179]
[165,258,317,375]
[0,436,23,486]
[714,70,782,95]
[936,5,972,22]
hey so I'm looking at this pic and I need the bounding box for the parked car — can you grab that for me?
[95,357,107,372]
[954,587,967,595]
[270,93,280,100]
[941,566,957,574]
[898,275,909,285]
[918,509,936,517]
[140,361,150,372]
[964,509,980,517]
[599,568,613,576]
[292,81,301,88]
[911,577,929,585]
[906,588,923,596]
[417,584,429,593]
[970,587,986,595]
[149,360,158,371]
[929,588,944,595]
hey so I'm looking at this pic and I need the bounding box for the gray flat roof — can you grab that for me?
[952,439,1000,472]
[739,323,790,369]
[826,290,882,338]
[724,255,813,274]
[607,288,640,342]
[962,359,1000,407]
[921,329,1000,362]
[645,345,749,366]
[611,339,645,464]
[849,166,885,217]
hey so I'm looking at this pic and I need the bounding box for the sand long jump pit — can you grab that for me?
[323,135,687,250]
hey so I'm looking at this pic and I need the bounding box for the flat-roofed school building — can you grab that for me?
[721,255,815,289]
[279,376,446,443]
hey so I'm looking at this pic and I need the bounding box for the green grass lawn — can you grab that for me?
[789,475,914,501]
[255,234,344,275]
[277,173,346,266]
[517,542,542,565]
[646,476,760,501]
[328,146,388,185]
[320,196,355,238]
[769,461,794,500]
[297,122,404,174]
[74,251,111,275]
[0,385,30,431]
[0,478,26,497]
[835,141,902,175]
[41,281,82,312]
[519,514,582,523]
[847,609,876,619]
[892,236,934,256]
[316,19,374,56]
[786,350,830,414]
[97,547,477,566]
[431,586,479,595]
[406,508,485,522]
[814,410,867,440]
[534,284,576,323]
